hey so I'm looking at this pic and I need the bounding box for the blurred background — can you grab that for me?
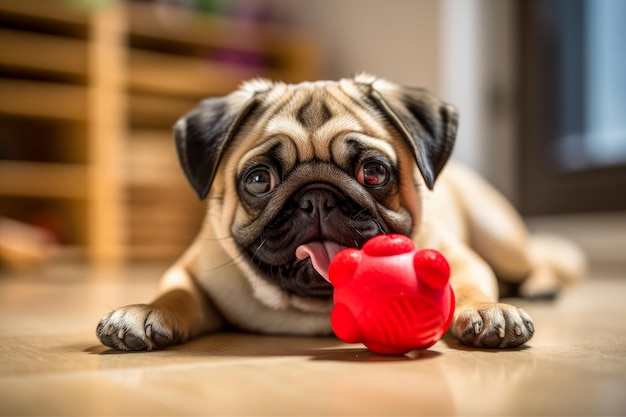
[0,0,624,272]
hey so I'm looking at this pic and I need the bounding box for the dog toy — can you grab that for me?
[328,234,455,355]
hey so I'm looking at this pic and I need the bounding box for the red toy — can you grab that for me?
[328,234,455,355]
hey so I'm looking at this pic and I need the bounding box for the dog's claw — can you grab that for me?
[123,333,147,351]
[473,322,481,334]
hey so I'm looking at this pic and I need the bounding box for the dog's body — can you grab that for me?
[97,75,585,351]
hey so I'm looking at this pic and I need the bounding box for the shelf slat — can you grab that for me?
[0,161,87,199]
[0,79,87,121]
[128,49,259,97]
[128,93,197,126]
[0,28,87,76]
[0,0,87,27]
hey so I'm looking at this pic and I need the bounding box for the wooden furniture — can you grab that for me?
[0,0,320,262]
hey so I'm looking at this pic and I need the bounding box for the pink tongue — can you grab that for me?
[296,241,347,282]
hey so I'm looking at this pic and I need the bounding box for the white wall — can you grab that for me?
[440,0,626,267]
[275,0,442,92]
[440,0,518,200]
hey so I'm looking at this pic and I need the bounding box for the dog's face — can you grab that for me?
[174,74,458,311]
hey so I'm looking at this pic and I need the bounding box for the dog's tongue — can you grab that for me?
[296,241,347,282]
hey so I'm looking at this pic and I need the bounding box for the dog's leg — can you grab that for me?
[519,234,587,298]
[444,244,535,348]
[445,164,586,299]
[96,265,224,351]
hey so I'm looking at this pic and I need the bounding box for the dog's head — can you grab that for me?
[174,74,458,311]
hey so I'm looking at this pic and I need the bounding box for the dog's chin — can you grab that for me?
[243,241,350,313]
[246,261,335,313]
[253,256,334,299]
[285,260,334,297]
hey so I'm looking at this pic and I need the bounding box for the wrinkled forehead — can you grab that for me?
[236,82,398,171]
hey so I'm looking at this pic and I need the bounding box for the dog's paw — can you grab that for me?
[452,302,534,348]
[96,304,184,351]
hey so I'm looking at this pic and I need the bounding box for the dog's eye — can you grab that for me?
[244,168,276,196]
[357,161,390,187]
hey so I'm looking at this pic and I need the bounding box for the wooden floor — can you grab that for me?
[1,262,625,416]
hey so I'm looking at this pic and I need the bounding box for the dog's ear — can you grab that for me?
[173,92,261,199]
[355,76,458,189]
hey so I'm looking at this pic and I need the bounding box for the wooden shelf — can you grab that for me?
[128,49,258,97]
[0,28,87,76]
[0,0,87,27]
[0,0,320,263]
[128,93,197,127]
[127,1,286,53]
[0,161,87,199]
[0,79,87,121]
[125,130,182,187]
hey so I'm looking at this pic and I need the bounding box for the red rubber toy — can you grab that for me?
[328,234,455,355]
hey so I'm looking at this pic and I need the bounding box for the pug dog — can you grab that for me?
[97,74,585,351]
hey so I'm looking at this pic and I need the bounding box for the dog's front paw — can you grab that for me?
[452,302,534,348]
[96,304,184,351]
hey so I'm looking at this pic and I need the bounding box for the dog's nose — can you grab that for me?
[299,189,337,219]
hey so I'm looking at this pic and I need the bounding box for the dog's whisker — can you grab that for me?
[202,252,247,273]
[198,235,235,242]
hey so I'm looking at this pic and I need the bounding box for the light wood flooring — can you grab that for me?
[1,262,625,416]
